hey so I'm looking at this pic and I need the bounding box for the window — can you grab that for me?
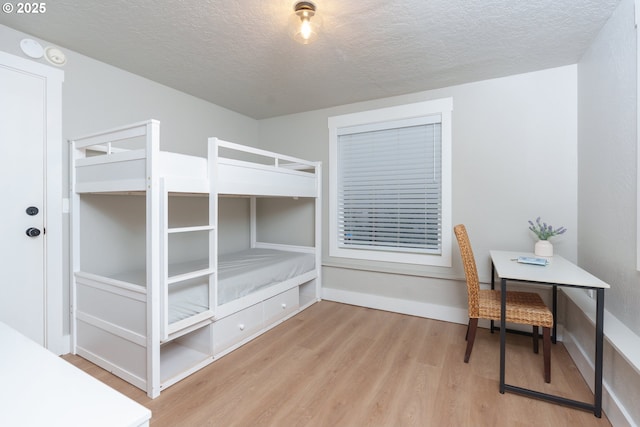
[329,98,452,266]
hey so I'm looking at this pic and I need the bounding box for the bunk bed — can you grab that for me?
[69,120,321,398]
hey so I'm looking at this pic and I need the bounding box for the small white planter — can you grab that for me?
[534,240,553,257]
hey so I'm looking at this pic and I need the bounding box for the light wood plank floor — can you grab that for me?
[63,301,611,426]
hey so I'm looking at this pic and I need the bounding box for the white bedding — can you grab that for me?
[167,277,209,324]
[217,248,315,304]
[167,248,315,323]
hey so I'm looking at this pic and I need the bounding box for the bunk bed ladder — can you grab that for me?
[159,181,217,342]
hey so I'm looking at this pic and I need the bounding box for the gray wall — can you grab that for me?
[575,0,640,424]
[578,0,639,335]
[256,197,315,247]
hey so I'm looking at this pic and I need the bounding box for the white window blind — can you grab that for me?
[337,116,442,254]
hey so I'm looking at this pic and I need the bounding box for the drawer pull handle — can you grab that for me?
[281,303,287,309]
[238,324,245,331]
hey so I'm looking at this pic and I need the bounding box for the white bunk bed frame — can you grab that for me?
[69,120,321,398]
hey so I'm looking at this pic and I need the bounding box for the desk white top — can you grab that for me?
[0,322,151,427]
[490,250,610,289]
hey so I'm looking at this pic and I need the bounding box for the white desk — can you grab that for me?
[490,251,609,418]
[0,322,151,427]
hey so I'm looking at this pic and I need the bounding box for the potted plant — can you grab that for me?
[528,217,566,257]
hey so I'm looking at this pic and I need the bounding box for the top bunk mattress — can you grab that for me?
[217,248,315,305]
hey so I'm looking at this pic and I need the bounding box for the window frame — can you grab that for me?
[328,98,453,266]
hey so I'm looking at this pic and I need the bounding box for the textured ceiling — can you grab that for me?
[0,0,621,119]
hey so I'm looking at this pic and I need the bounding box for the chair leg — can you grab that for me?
[464,318,478,363]
[532,325,539,354]
[543,326,551,383]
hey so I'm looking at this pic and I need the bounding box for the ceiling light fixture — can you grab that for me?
[20,39,44,59]
[290,1,322,45]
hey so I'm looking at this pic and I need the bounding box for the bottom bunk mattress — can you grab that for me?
[217,248,315,305]
[168,248,315,323]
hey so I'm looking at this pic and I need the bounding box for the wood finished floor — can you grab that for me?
[63,301,612,426]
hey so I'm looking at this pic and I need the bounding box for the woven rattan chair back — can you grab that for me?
[454,224,480,318]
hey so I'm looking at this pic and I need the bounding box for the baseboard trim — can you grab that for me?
[322,287,469,325]
[61,333,71,355]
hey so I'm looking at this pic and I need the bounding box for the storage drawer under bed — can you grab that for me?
[263,287,299,327]
[213,301,263,355]
[212,287,300,355]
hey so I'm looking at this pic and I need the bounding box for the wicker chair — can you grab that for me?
[453,224,553,383]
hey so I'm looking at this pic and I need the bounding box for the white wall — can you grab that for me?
[574,0,640,425]
[259,65,578,323]
[0,24,260,340]
[578,0,639,336]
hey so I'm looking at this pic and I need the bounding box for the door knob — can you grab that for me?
[26,227,41,237]
[26,206,39,216]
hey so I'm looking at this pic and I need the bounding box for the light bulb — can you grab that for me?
[300,18,312,40]
[289,1,322,45]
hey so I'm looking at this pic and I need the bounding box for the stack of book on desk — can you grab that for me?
[516,256,549,266]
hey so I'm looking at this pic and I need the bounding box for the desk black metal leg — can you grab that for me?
[491,262,496,333]
[594,288,605,418]
[552,285,557,344]
[499,277,507,394]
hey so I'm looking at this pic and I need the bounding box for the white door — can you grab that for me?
[0,52,64,352]
[0,62,47,344]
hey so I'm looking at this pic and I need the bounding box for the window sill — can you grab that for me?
[321,258,462,281]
